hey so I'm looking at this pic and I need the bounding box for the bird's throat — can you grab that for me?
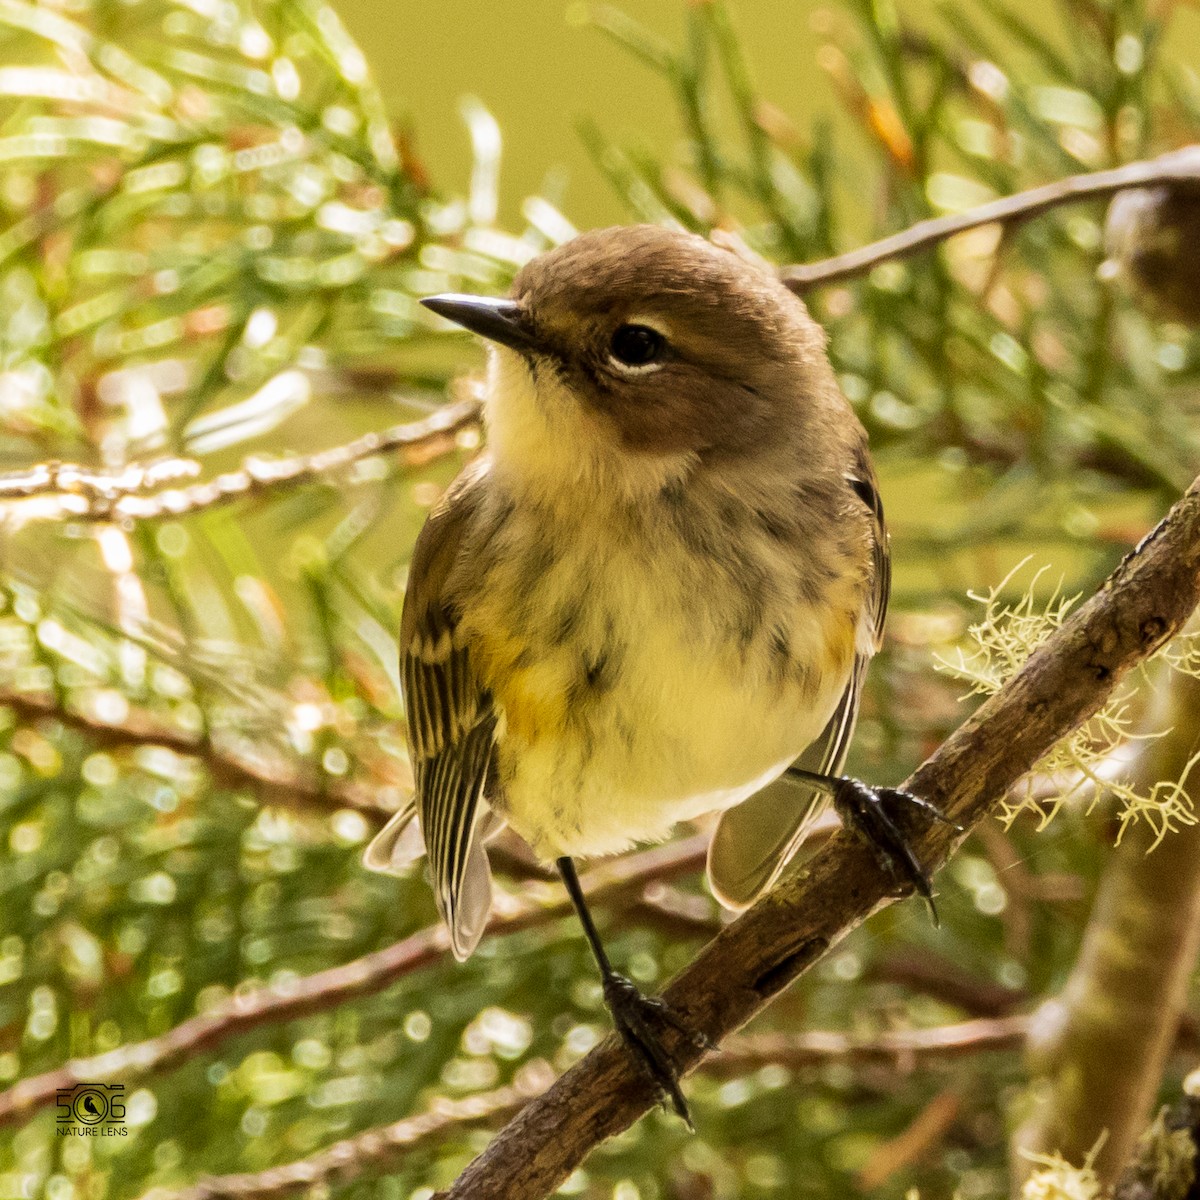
[483,347,698,510]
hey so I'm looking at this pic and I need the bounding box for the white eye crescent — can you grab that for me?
[608,322,669,374]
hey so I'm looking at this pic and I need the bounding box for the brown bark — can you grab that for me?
[0,686,403,817]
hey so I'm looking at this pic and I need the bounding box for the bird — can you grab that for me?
[364,224,949,1123]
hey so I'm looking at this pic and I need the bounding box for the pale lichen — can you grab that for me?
[1018,1136,1106,1200]
[937,560,1200,843]
[1128,1107,1197,1200]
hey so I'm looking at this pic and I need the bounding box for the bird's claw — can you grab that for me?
[832,778,956,926]
[602,973,706,1126]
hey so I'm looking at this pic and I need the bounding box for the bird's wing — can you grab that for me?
[706,453,891,910]
[362,460,499,961]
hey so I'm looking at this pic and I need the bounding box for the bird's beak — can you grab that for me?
[421,294,540,355]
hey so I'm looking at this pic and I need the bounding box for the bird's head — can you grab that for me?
[422,225,847,499]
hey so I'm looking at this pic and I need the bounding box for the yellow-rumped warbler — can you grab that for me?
[365,225,947,1121]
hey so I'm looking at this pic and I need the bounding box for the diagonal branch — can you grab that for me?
[0,836,708,1129]
[780,148,1199,291]
[439,473,1200,1200]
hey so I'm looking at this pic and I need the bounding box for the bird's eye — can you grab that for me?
[609,324,666,369]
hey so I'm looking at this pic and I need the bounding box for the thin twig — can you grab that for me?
[0,397,480,525]
[0,457,202,501]
[0,836,709,1129]
[438,472,1200,1200]
[857,1088,963,1192]
[138,1065,559,1200]
[0,687,403,817]
[3,155,1195,528]
[781,149,1200,291]
[870,949,1028,1017]
[706,1015,1029,1075]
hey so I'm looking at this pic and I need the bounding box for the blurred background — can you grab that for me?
[342,0,1200,227]
[1,0,1199,1198]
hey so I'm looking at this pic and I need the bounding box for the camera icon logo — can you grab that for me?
[55,1084,126,1127]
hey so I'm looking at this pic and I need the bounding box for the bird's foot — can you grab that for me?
[832,778,960,926]
[601,972,711,1128]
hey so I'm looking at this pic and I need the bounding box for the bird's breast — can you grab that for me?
[459,482,866,859]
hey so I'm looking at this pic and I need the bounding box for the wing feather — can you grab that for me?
[363,462,498,960]
[707,452,890,909]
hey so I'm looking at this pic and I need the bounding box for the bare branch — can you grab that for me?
[438,473,1200,1200]
[781,148,1200,291]
[0,836,708,1129]
[0,398,480,526]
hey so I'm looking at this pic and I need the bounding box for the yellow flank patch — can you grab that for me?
[495,672,568,743]
[812,552,867,673]
[821,619,857,680]
[473,631,568,744]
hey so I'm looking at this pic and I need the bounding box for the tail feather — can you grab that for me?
[706,772,826,909]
